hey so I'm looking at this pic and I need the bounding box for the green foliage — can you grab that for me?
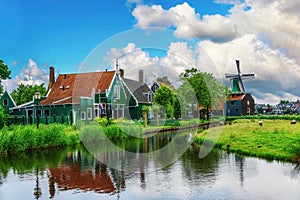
[180,68,226,119]
[0,105,8,129]
[0,59,11,94]
[0,124,79,154]
[154,85,175,118]
[11,83,47,105]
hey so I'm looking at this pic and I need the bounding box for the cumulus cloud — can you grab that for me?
[3,59,48,91]
[130,0,300,104]
[230,0,300,64]
[132,2,239,42]
[105,42,200,84]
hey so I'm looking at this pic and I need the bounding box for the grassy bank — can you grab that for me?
[0,124,79,154]
[195,119,300,163]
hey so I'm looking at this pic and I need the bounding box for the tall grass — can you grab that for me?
[0,124,79,154]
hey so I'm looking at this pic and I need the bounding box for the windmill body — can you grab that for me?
[225,60,255,116]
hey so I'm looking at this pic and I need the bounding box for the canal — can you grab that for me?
[0,132,300,200]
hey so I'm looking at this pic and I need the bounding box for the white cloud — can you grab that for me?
[132,2,239,42]
[130,0,300,104]
[230,0,300,64]
[3,59,48,92]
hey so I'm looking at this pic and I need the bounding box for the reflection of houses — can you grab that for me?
[225,60,255,116]
[5,64,154,124]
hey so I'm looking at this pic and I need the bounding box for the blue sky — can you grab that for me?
[1,0,300,104]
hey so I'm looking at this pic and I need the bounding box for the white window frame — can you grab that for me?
[81,111,86,120]
[3,99,8,107]
[87,108,93,120]
[247,100,250,105]
[114,85,120,99]
[148,92,152,102]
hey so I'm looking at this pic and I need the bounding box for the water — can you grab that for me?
[1,133,300,200]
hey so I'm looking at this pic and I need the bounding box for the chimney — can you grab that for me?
[120,68,124,78]
[47,66,55,92]
[139,70,144,82]
[162,76,168,84]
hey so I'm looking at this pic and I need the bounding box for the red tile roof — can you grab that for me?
[40,71,115,105]
[227,94,245,101]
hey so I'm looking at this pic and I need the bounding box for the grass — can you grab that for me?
[0,124,80,154]
[195,119,300,162]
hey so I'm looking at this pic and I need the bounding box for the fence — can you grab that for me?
[9,114,73,126]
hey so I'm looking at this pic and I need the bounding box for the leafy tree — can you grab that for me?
[156,77,171,85]
[11,83,47,105]
[0,105,8,128]
[0,59,11,94]
[180,68,226,120]
[154,85,175,118]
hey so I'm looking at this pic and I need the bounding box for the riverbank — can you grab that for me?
[0,124,79,154]
[194,119,300,163]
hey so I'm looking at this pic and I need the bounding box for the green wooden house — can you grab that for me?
[8,66,153,125]
[0,90,16,114]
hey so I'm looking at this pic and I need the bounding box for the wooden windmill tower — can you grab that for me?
[225,60,255,94]
[225,60,255,116]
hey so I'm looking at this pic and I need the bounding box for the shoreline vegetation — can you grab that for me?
[1,116,300,164]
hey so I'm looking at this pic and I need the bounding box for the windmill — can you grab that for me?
[225,60,255,94]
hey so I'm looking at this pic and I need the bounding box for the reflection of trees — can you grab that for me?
[180,145,220,186]
[0,147,71,177]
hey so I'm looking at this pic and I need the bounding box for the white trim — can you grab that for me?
[87,108,93,120]
[52,96,72,104]
[113,85,120,99]
[5,91,17,107]
[120,78,139,107]
[107,71,117,97]
[12,100,34,109]
[80,111,86,120]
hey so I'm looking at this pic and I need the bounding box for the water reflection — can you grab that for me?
[1,133,300,199]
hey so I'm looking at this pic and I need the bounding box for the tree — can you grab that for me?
[0,59,11,94]
[11,83,47,105]
[154,85,175,118]
[0,105,8,128]
[180,68,226,120]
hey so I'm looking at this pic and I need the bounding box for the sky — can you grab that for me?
[1,0,300,105]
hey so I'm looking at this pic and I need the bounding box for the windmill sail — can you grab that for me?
[226,60,254,94]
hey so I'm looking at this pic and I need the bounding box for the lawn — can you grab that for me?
[195,119,300,162]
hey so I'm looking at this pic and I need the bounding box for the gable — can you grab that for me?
[0,91,16,112]
[123,78,153,103]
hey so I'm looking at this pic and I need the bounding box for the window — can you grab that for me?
[148,92,152,102]
[36,110,42,117]
[247,100,250,105]
[231,101,235,106]
[247,107,251,113]
[94,108,99,117]
[44,109,50,117]
[81,112,86,120]
[114,85,120,99]
[87,108,93,120]
[27,109,34,117]
[3,99,8,107]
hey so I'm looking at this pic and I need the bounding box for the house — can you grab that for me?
[226,93,255,116]
[150,76,174,93]
[0,90,16,114]
[8,65,153,125]
[9,66,127,125]
[122,70,153,120]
